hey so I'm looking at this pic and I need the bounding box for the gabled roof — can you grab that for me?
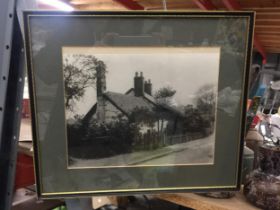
[104,91,184,118]
[84,89,185,122]
[104,91,155,116]
[82,103,97,123]
[125,89,184,117]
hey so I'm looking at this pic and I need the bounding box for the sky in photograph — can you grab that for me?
[63,47,220,117]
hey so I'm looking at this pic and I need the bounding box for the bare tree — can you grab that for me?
[63,54,106,112]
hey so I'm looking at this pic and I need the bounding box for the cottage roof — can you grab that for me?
[104,91,184,118]
[104,91,155,116]
[127,89,184,117]
[83,89,184,123]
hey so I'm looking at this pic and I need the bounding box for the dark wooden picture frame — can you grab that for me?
[23,11,254,198]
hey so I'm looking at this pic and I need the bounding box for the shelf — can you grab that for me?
[156,191,260,210]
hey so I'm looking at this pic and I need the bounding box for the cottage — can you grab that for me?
[83,69,184,135]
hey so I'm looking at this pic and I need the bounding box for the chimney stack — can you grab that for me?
[134,71,144,97]
[96,64,106,97]
[144,79,152,96]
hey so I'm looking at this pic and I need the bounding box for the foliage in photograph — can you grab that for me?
[63,54,216,163]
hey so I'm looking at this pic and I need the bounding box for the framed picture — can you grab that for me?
[24,11,254,198]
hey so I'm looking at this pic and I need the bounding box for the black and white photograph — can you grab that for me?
[62,47,220,168]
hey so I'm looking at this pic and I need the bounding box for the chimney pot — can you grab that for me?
[134,71,144,97]
[144,79,152,96]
